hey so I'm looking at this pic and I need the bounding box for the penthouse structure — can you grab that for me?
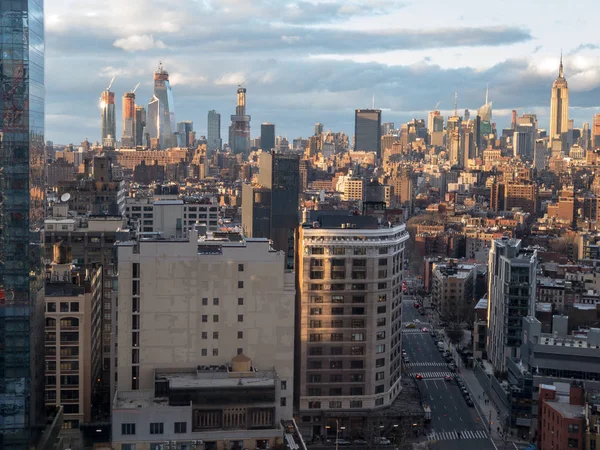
[297,214,409,438]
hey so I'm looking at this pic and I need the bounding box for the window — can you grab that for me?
[213,315,219,322]
[238,331,244,339]
[308,388,322,396]
[351,333,365,342]
[238,314,244,322]
[202,349,207,356]
[376,358,385,367]
[330,284,345,291]
[329,401,342,409]
[329,388,342,396]
[312,247,324,255]
[310,334,322,342]
[280,397,287,406]
[202,297,208,305]
[330,347,343,355]
[349,387,363,395]
[70,303,79,312]
[332,248,345,255]
[202,315,208,323]
[376,344,386,353]
[311,258,324,267]
[238,298,244,305]
[376,371,385,381]
[568,439,579,448]
[309,374,322,383]
[375,385,385,394]
[331,320,343,328]
[149,422,164,435]
[213,349,219,356]
[213,298,219,305]
[330,374,342,382]
[349,400,362,408]
[47,302,56,312]
[378,294,387,302]
[379,258,388,266]
[308,401,321,409]
[311,296,323,303]
[331,307,344,315]
[237,348,243,355]
[60,302,69,312]
[354,248,366,255]
[350,360,364,369]
[379,247,388,255]
[351,346,364,355]
[330,361,342,369]
[281,380,287,390]
[377,306,387,314]
[376,331,386,340]
[309,320,322,328]
[122,423,136,435]
[377,318,386,327]
[202,332,208,339]
[213,332,219,339]
[351,307,364,315]
[238,264,244,272]
[309,361,322,369]
[331,295,344,303]
[352,295,365,303]
[568,424,579,433]
[351,319,365,328]
[375,398,384,406]
[350,374,364,382]
[331,333,343,341]
[310,308,322,315]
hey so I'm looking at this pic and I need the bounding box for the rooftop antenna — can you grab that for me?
[453,92,458,117]
[372,94,375,109]
[131,82,140,94]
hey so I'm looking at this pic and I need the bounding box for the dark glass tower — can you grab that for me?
[0,0,46,448]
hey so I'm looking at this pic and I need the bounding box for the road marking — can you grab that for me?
[427,430,488,441]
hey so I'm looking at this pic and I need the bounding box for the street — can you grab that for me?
[402,298,497,450]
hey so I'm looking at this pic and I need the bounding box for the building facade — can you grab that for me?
[297,215,409,438]
[431,261,474,323]
[229,87,251,154]
[354,109,382,158]
[207,110,222,155]
[122,92,136,148]
[260,123,276,152]
[487,238,537,372]
[101,89,116,144]
[549,56,569,150]
[0,0,47,446]
[147,63,177,149]
[112,231,295,449]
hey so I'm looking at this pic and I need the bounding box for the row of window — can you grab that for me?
[200,348,244,357]
[311,247,391,256]
[310,294,387,304]
[122,421,187,436]
[202,314,244,323]
[307,384,385,396]
[46,302,79,313]
[308,283,389,291]
[308,371,385,384]
[308,305,387,316]
[202,297,245,306]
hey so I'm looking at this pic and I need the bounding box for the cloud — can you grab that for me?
[113,35,166,52]
[569,43,600,55]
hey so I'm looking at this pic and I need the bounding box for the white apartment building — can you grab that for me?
[112,231,295,450]
[487,237,538,372]
[297,214,409,439]
[342,178,364,202]
[122,197,221,236]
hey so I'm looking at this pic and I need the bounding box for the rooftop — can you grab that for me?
[547,401,584,420]
[156,368,277,390]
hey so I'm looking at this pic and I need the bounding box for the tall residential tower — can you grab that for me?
[100,87,116,146]
[207,110,222,155]
[121,91,136,148]
[0,0,47,447]
[147,63,177,149]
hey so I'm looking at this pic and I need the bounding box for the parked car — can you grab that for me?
[466,398,474,407]
[374,437,391,445]
[406,323,416,329]
[353,439,368,446]
[335,439,352,446]
[444,375,453,382]
[415,374,424,380]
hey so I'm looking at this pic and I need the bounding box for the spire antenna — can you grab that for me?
[559,50,564,78]
[485,84,489,105]
[453,92,458,117]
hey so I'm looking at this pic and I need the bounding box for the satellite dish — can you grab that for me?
[60,193,71,203]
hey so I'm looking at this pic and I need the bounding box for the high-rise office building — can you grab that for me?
[121,92,136,148]
[314,122,324,136]
[446,116,461,166]
[207,110,222,155]
[487,238,537,372]
[177,121,194,148]
[297,214,409,439]
[229,86,251,154]
[477,87,492,137]
[549,55,569,149]
[381,122,395,135]
[593,114,600,149]
[261,123,276,151]
[147,63,177,149]
[134,105,146,147]
[0,1,48,446]
[100,89,116,144]
[354,109,382,157]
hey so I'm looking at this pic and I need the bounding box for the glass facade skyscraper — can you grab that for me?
[354,109,382,158]
[0,0,47,448]
[207,109,221,155]
[147,63,177,149]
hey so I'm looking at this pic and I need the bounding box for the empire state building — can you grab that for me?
[549,55,569,149]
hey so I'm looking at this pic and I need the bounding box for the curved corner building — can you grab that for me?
[0,0,47,448]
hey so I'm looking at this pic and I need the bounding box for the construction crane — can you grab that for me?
[106,76,116,92]
[433,101,440,111]
[131,82,140,94]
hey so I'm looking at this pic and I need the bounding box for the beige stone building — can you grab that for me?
[431,261,475,322]
[112,230,296,450]
[297,214,409,439]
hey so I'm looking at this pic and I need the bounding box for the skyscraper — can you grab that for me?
[121,92,136,148]
[147,63,177,149]
[446,116,462,166]
[229,85,251,154]
[592,114,600,149]
[549,55,569,149]
[134,105,146,147]
[261,123,276,151]
[0,0,47,447]
[477,86,492,137]
[354,109,382,157]
[176,121,193,148]
[100,89,116,144]
[207,110,222,155]
[381,122,395,135]
[314,122,324,136]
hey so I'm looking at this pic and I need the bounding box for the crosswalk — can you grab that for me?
[427,430,488,441]
[402,328,428,333]
[404,362,448,367]
[411,371,454,379]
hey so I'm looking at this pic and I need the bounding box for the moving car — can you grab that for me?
[414,302,420,308]
[335,439,351,446]
[374,438,391,445]
[421,327,429,333]
[415,374,424,380]
[406,323,416,329]
[353,440,368,446]
[444,375,453,381]
[403,358,410,364]
[466,398,474,407]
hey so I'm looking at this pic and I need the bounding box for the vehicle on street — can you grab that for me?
[466,398,474,407]
[403,358,410,364]
[353,439,368,446]
[374,438,391,445]
[421,327,429,332]
[414,319,420,323]
[448,363,456,372]
[415,374,424,380]
[419,309,425,315]
[335,439,351,446]
[414,302,420,308]
[423,405,431,422]
[437,342,445,351]
[401,351,407,357]
[444,375,453,381]
[406,323,416,328]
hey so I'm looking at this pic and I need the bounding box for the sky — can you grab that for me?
[45,0,600,145]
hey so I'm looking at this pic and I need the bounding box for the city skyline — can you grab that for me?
[45,0,600,144]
